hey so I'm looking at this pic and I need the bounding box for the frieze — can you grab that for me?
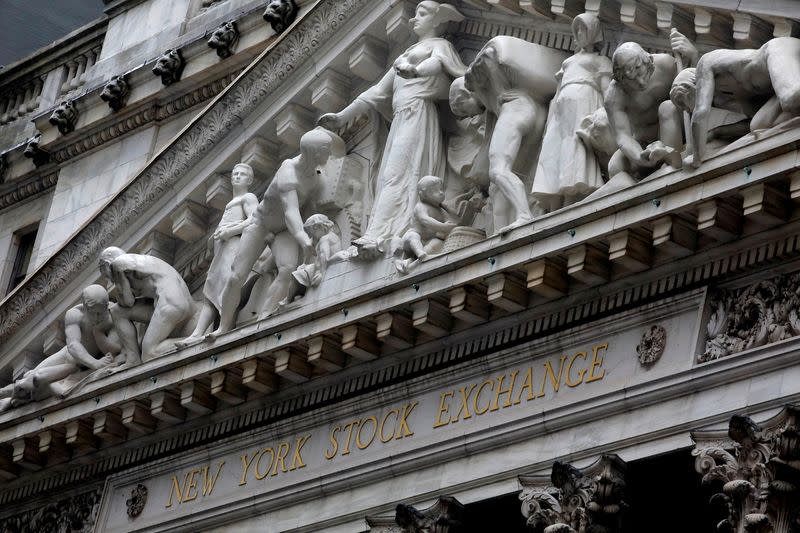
[0,488,101,533]
[0,0,368,343]
[700,273,800,363]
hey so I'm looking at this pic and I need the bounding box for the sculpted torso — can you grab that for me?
[697,48,772,115]
[613,54,676,134]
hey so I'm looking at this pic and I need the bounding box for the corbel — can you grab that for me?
[486,272,528,312]
[741,182,790,227]
[210,370,247,405]
[652,215,697,257]
[411,299,452,337]
[65,419,97,454]
[348,35,388,82]
[620,0,657,34]
[170,201,208,242]
[608,229,652,272]
[375,312,414,350]
[341,324,381,361]
[697,197,742,241]
[307,336,346,372]
[526,258,569,299]
[150,390,186,423]
[121,400,157,434]
[93,410,126,443]
[309,70,351,113]
[274,348,312,383]
[12,437,44,470]
[275,104,314,149]
[449,286,488,325]
[180,380,217,414]
[241,359,278,394]
[566,244,609,286]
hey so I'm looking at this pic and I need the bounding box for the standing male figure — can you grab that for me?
[211,127,346,336]
[99,247,195,367]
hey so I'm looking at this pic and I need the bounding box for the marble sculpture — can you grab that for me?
[10,5,800,414]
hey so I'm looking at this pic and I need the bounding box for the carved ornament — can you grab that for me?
[22,132,49,167]
[0,489,101,533]
[152,49,185,86]
[208,20,239,59]
[49,100,79,135]
[636,324,666,366]
[263,0,298,34]
[126,483,148,519]
[100,75,130,111]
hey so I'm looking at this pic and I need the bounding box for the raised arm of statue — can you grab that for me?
[111,259,136,308]
[319,69,394,129]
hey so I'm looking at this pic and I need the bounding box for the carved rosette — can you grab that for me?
[520,455,627,533]
[701,274,800,363]
[0,489,101,533]
[126,483,148,519]
[366,496,465,533]
[636,325,666,366]
[692,407,800,533]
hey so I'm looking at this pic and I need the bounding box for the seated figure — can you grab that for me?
[395,175,484,274]
[0,285,118,412]
[99,247,195,367]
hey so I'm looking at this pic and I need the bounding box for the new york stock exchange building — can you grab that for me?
[2,0,800,531]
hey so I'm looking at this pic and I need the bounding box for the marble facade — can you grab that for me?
[0,0,800,531]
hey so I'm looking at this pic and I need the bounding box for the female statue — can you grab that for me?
[531,13,612,211]
[319,1,466,258]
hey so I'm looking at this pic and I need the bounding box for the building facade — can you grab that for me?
[0,0,799,531]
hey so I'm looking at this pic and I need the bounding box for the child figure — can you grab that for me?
[177,163,258,346]
[396,175,483,274]
[281,214,345,306]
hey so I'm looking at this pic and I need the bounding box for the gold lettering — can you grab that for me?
[271,442,290,476]
[324,426,340,460]
[238,451,258,486]
[380,409,400,441]
[202,461,225,496]
[491,371,518,411]
[290,435,310,470]
[395,401,418,439]
[166,473,188,508]
[514,367,536,405]
[539,355,568,396]
[584,343,608,383]
[565,351,588,387]
[432,392,453,428]
[341,420,360,456]
[452,384,476,423]
[473,379,494,415]
[182,469,200,503]
[255,447,274,480]
[356,416,378,450]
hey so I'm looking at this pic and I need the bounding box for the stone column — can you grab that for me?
[692,406,800,533]
[366,495,465,532]
[519,455,627,532]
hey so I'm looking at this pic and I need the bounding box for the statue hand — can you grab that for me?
[96,354,114,369]
[395,62,418,79]
[670,29,698,65]
[318,113,345,130]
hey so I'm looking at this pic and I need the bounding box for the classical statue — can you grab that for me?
[152,49,185,86]
[100,75,130,111]
[447,77,486,184]
[207,20,239,59]
[0,285,118,412]
[211,127,346,336]
[599,32,698,193]
[263,0,298,34]
[456,36,567,232]
[319,1,467,258]
[280,214,346,305]
[177,164,258,347]
[672,37,800,167]
[576,107,617,174]
[531,13,612,212]
[99,247,195,366]
[395,175,484,274]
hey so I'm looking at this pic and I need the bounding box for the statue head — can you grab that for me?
[411,2,464,39]
[82,284,110,322]
[299,127,346,165]
[670,67,696,114]
[572,12,603,52]
[208,20,239,58]
[231,163,254,188]
[152,49,185,86]
[576,108,617,157]
[449,77,484,118]
[417,175,445,205]
[100,75,130,111]
[98,246,125,280]
[49,100,79,135]
[263,0,298,34]
[612,42,654,91]
[303,213,335,240]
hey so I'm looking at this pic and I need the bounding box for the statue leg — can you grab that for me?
[141,299,191,362]
[658,100,684,152]
[110,301,154,368]
[258,232,301,317]
[28,348,79,388]
[766,42,800,118]
[214,222,270,335]
[177,301,216,347]
[489,98,536,232]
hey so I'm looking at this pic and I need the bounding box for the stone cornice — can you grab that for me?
[0,0,364,342]
[0,171,58,212]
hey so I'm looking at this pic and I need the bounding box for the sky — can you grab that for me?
[0,0,104,67]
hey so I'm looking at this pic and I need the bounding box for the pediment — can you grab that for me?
[1,0,800,520]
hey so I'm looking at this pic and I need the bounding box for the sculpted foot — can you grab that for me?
[498,216,533,234]
[175,335,205,348]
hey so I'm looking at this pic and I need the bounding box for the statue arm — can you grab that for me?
[64,311,102,370]
[280,188,312,250]
[412,56,443,78]
[416,206,456,235]
[691,61,716,166]
[605,88,646,166]
[111,260,136,308]
[0,382,14,399]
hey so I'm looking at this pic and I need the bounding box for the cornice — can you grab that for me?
[0,171,59,212]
